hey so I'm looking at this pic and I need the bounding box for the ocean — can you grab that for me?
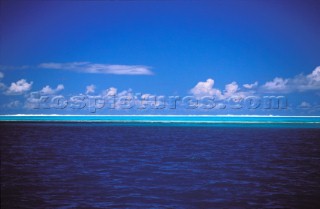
[1,115,320,208]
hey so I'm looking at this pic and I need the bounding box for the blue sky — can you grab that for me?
[0,0,319,115]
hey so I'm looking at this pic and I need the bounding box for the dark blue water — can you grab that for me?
[1,123,320,208]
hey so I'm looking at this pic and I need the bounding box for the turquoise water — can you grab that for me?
[0,115,319,125]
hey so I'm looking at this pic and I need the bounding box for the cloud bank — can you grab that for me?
[190,67,320,98]
[261,66,320,93]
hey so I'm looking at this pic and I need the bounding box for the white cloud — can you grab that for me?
[224,82,239,97]
[97,87,137,110]
[190,78,251,99]
[86,84,96,94]
[190,78,222,99]
[39,62,153,75]
[261,66,320,93]
[40,84,64,94]
[224,81,252,99]
[262,77,289,92]
[6,79,33,95]
[307,66,320,82]
[0,72,4,79]
[243,81,258,89]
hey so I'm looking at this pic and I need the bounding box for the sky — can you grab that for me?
[0,0,319,115]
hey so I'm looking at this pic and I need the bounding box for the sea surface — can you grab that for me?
[1,116,320,208]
